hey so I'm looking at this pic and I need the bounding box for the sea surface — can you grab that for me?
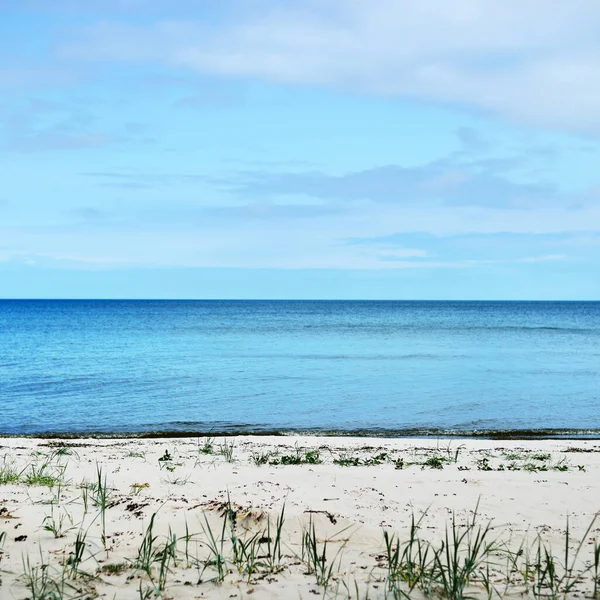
[1,300,599,437]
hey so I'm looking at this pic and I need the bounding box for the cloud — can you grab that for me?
[0,250,135,269]
[0,98,122,152]
[77,143,600,235]
[0,66,75,89]
[0,225,577,271]
[202,201,342,221]
[221,159,559,209]
[346,231,600,265]
[18,0,218,15]
[173,85,241,109]
[456,127,490,153]
[56,0,600,132]
[10,131,120,152]
[80,151,561,211]
[68,207,110,220]
[3,199,600,272]
[82,171,208,189]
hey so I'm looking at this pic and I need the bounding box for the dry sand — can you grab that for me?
[0,435,599,599]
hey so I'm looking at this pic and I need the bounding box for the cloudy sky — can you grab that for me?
[1,0,600,298]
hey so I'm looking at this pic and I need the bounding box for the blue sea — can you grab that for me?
[1,300,599,437]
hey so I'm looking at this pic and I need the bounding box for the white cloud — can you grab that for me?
[1,200,597,271]
[58,0,600,132]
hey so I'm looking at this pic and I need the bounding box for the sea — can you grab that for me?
[1,300,599,437]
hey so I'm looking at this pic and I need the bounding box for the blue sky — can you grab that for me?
[1,0,600,299]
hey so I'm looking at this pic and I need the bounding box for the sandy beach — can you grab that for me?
[1,435,599,599]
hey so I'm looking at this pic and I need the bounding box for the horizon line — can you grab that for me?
[1,298,598,302]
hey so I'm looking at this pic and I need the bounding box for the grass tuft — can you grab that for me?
[198,437,215,455]
[218,439,236,463]
[301,516,345,587]
[270,445,321,465]
[0,456,22,485]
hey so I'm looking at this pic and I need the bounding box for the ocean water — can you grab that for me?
[1,300,599,437]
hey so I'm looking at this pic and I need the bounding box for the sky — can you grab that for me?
[1,0,600,299]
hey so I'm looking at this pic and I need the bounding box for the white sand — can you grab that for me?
[1,436,599,599]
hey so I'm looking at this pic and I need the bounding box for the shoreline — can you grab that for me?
[1,435,600,598]
[3,427,600,440]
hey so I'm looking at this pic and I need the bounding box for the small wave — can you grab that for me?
[223,353,452,361]
[4,424,600,440]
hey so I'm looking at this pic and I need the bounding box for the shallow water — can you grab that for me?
[1,300,599,436]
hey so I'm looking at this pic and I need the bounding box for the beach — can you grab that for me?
[1,435,599,599]
[6,2,600,599]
